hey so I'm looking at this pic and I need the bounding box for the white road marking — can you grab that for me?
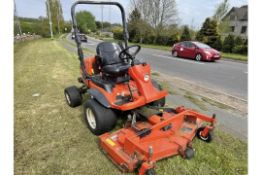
[152,54,205,65]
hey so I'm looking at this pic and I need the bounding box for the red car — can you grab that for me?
[171,41,221,61]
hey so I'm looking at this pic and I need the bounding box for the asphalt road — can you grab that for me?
[67,35,248,100]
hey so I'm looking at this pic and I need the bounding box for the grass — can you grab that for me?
[151,72,160,76]
[14,39,247,175]
[221,52,248,61]
[158,80,176,95]
[184,92,208,111]
[201,97,231,110]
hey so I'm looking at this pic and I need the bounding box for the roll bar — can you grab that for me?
[71,1,129,67]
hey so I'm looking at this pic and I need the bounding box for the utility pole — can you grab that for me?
[57,3,61,34]
[101,5,104,33]
[46,0,53,38]
[109,0,111,31]
[14,0,22,35]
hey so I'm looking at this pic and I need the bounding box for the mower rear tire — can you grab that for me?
[150,79,166,107]
[64,86,82,108]
[83,99,117,135]
[196,127,213,143]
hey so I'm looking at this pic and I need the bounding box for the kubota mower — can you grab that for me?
[65,1,216,175]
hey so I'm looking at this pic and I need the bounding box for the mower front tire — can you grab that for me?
[150,79,166,107]
[64,86,82,108]
[83,99,117,135]
[145,168,156,175]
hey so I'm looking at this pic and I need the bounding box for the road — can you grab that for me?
[66,35,247,101]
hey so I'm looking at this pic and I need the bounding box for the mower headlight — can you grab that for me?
[144,74,150,82]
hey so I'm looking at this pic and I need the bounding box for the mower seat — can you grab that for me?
[102,63,130,75]
[96,42,130,76]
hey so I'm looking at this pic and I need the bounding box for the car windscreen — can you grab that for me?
[193,42,211,49]
[79,35,86,38]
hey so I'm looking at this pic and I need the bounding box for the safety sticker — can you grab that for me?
[106,138,116,146]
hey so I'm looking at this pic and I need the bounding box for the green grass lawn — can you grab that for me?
[14,39,247,175]
[221,52,248,61]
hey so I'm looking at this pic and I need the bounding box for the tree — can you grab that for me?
[96,21,102,29]
[46,0,64,34]
[234,36,244,46]
[76,11,96,33]
[127,8,141,41]
[213,36,222,50]
[196,18,210,41]
[180,26,191,41]
[222,34,235,53]
[196,18,221,48]
[19,17,50,37]
[130,0,178,43]
[112,26,123,40]
[96,21,111,30]
[232,36,247,54]
[213,0,229,21]
[213,0,230,35]
[127,8,154,43]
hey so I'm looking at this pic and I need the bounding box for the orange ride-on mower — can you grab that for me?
[65,1,216,175]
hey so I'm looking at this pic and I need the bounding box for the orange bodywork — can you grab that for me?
[82,57,167,111]
[99,107,216,174]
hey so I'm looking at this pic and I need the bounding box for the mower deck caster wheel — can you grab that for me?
[64,86,82,108]
[196,127,213,143]
[145,168,156,175]
[185,147,195,159]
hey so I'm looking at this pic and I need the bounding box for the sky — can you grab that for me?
[16,0,248,29]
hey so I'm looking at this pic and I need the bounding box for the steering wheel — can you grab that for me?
[119,45,141,63]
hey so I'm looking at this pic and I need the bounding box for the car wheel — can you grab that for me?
[150,79,166,107]
[195,53,202,61]
[83,99,117,135]
[172,51,178,57]
[64,86,82,107]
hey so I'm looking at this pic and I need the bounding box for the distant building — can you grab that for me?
[223,5,248,39]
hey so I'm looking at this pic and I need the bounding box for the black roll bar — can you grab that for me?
[71,0,129,70]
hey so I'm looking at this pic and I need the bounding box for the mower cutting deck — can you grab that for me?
[100,106,216,175]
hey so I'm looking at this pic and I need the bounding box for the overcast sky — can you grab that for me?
[16,0,248,29]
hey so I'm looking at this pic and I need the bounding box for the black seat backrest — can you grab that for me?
[96,42,122,66]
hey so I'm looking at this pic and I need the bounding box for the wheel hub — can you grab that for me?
[196,54,201,61]
[65,93,71,104]
[86,108,96,129]
[199,131,209,140]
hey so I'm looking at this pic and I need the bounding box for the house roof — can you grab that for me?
[223,5,248,21]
